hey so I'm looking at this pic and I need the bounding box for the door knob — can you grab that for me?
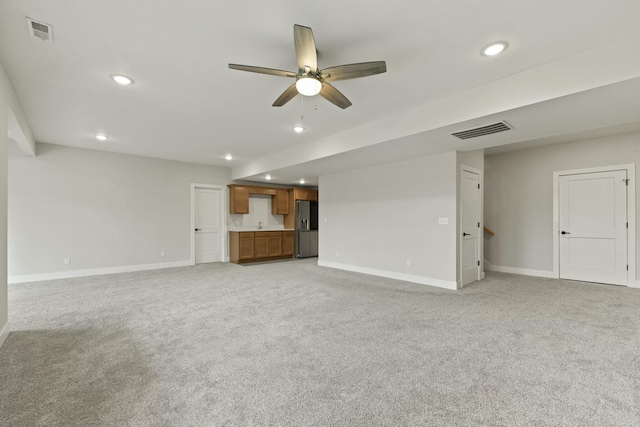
[463,232,470,236]
[561,231,570,235]
[195,228,201,231]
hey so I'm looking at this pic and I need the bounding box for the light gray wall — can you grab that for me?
[1,60,34,339]
[318,151,458,286]
[484,131,640,279]
[0,68,9,332]
[8,143,231,277]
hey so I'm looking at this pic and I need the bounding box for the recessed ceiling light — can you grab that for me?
[110,74,133,85]
[299,179,305,184]
[96,134,108,141]
[293,126,305,133]
[265,174,272,180]
[224,154,233,161]
[481,41,508,56]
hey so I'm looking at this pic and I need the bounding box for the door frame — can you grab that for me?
[552,164,635,285]
[190,184,227,265]
[460,164,482,285]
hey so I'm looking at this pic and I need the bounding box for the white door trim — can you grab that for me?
[190,184,227,265]
[460,164,482,286]
[552,164,635,285]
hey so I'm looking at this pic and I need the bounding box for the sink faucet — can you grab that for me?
[258,221,263,230]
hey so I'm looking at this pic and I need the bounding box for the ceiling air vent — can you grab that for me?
[26,18,53,42]
[451,121,512,140]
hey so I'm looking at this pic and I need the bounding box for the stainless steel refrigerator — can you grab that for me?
[295,200,318,258]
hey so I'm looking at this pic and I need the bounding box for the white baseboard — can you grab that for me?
[0,322,9,350]
[8,260,192,284]
[485,264,555,278]
[631,280,640,289]
[318,260,458,290]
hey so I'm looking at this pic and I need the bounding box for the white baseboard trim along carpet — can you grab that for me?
[485,264,555,279]
[0,322,9,350]
[486,265,640,288]
[8,260,192,284]
[318,260,458,290]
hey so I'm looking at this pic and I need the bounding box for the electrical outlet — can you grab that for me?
[160,251,166,257]
[64,257,71,265]
[406,259,411,267]
[438,217,449,225]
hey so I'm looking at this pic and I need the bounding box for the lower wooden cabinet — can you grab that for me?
[282,231,294,256]
[229,231,295,263]
[238,235,254,260]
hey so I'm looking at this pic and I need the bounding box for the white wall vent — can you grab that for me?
[26,18,53,42]
[451,121,512,140]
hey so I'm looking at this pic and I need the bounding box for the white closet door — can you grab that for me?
[195,188,222,264]
[559,170,627,285]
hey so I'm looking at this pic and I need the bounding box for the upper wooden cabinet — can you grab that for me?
[293,188,318,202]
[272,189,289,215]
[229,186,249,214]
[229,184,294,215]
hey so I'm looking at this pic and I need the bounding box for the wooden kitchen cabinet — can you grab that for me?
[229,186,249,214]
[238,234,254,260]
[254,235,269,258]
[282,231,294,256]
[229,231,293,263]
[293,188,318,202]
[230,232,255,261]
[271,189,289,215]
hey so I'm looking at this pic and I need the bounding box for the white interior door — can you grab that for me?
[195,188,222,264]
[461,169,480,287]
[559,170,627,285]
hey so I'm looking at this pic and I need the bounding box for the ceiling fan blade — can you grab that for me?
[293,24,318,73]
[229,64,296,78]
[319,83,352,109]
[321,61,387,82]
[272,84,299,107]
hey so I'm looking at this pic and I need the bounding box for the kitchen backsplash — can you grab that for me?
[228,194,284,229]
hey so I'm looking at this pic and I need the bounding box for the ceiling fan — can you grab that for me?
[229,24,387,109]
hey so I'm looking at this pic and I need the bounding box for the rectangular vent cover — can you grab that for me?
[26,18,53,42]
[451,121,512,140]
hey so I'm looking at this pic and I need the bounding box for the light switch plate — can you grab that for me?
[438,217,449,225]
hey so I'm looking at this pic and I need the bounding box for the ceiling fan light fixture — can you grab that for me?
[295,77,322,96]
[293,126,305,133]
[224,154,233,161]
[481,41,508,56]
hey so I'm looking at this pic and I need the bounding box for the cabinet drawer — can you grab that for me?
[239,232,255,238]
[256,231,281,237]
[282,231,294,237]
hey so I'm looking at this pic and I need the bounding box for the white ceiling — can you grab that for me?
[1,0,639,185]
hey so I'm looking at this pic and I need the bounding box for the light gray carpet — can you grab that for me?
[1,259,639,426]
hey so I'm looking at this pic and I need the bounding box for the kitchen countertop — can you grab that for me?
[228,228,295,232]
